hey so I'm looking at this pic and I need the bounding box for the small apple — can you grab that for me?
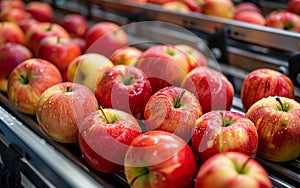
[66,53,114,93]
[85,22,128,57]
[144,86,202,141]
[0,42,33,92]
[234,2,262,15]
[78,108,142,173]
[162,1,191,13]
[0,21,25,45]
[36,36,81,72]
[134,44,192,93]
[175,44,207,69]
[194,152,272,188]
[234,11,266,26]
[246,96,300,162]
[26,1,54,22]
[0,7,31,24]
[7,58,62,115]
[203,0,235,19]
[36,82,99,143]
[240,68,295,111]
[124,130,197,188]
[181,66,234,113]
[109,46,142,66]
[191,110,258,162]
[95,65,153,119]
[60,14,89,38]
[265,10,300,32]
[287,0,300,15]
[25,22,70,55]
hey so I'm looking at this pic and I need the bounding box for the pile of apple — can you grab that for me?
[129,0,300,33]
[1,0,300,187]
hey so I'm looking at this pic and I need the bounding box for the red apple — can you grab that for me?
[234,2,262,15]
[134,44,192,93]
[0,21,25,45]
[191,110,258,162]
[175,44,207,69]
[162,1,191,13]
[0,0,25,10]
[85,22,128,57]
[124,130,197,188]
[26,1,53,22]
[109,46,142,66]
[60,14,89,38]
[287,0,300,15]
[246,96,300,162]
[234,11,266,26]
[194,152,272,188]
[18,17,39,34]
[66,53,114,93]
[78,108,142,173]
[265,10,300,32]
[0,7,31,24]
[182,0,204,12]
[240,68,295,111]
[95,65,153,119]
[144,86,202,141]
[0,42,33,92]
[181,66,234,113]
[203,0,235,19]
[36,36,81,72]
[25,22,70,55]
[7,58,62,115]
[147,0,176,5]
[36,82,99,143]
[70,37,87,54]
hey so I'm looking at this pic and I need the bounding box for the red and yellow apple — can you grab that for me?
[175,44,207,68]
[0,21,25,45]
[60,14,89,38]
[109,46,142,66]
[234,11,266,26]
[26,1,54,22]
[203,0,235,19]
[265,10,300,32]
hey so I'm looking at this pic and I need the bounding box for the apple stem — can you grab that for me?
[46,23,53,31]
[174,90,186,108]
[239,155,255,174]
[276,97,283,111]
[57,37,61,43]
[99,106,110,124]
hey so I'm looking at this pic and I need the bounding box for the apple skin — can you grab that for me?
[287,0,300,15]
[95,65,153,120]
[0,7,31,24]
[66,53,114,93]
[144,86,202,141]
[124,130,197,188]
[203,0,235,19]
[181,66,234,114]
[25,22,70,56]
[134,44,192,93]
[7,58,62,115]
[36,82,99,143]
[234,2,262,15]
[192,110,258,162]
[162,1,191,13]
[0,21,25,45]
[85,22,128,57]
[36,36,82,72]
[241,68,295,111]
[26,1,53,22]
[175,44,207,69]
[60,14,89,38]
[0,42,33,92]
[110,46,142,66]
[78,108,142,173]
[246,96,300,162]
[194,152,272,188]
[0,0,25,10]
[70,37,87,54]
[234,11,266,26]
[182,0,204,13]
[265,10,300,32]
[147,0,176,5]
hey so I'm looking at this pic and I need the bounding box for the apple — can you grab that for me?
[36,36,82,72]
[191,110,258,162]
[25,22,70,55]
[175,44,207,69]
[162,1,191,13]
[265,10,300,32]
[85,22,128,57]
[134,44,192,93]
[234,2,262,15]
[0,0,25,10]
[147,0,176,5]
[246,96,300,162]
[0,7,31,24]
[181,66,234,113]
[287,0,300,15]
[95,65,153,120]
[109,46,142,66]
[60,14,89,38]
[36,82,99,143]
[234,11,266,26]
[66,53,114,93]
[144,86,202,141]
[240,68,295,111]
[124,130,197,188]
[70,37,87,54]
[0,42,33,92]
[203,0,235,19]
[78,108,142,173]
[7,58,62,115]
[182,0,204,12]
[18,17,39,34]
[26,1,54,22]
[194,152,272,188]
[0,21,25,45]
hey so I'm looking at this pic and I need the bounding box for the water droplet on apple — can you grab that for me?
[153,150,158,156]
[161,177,166,181]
